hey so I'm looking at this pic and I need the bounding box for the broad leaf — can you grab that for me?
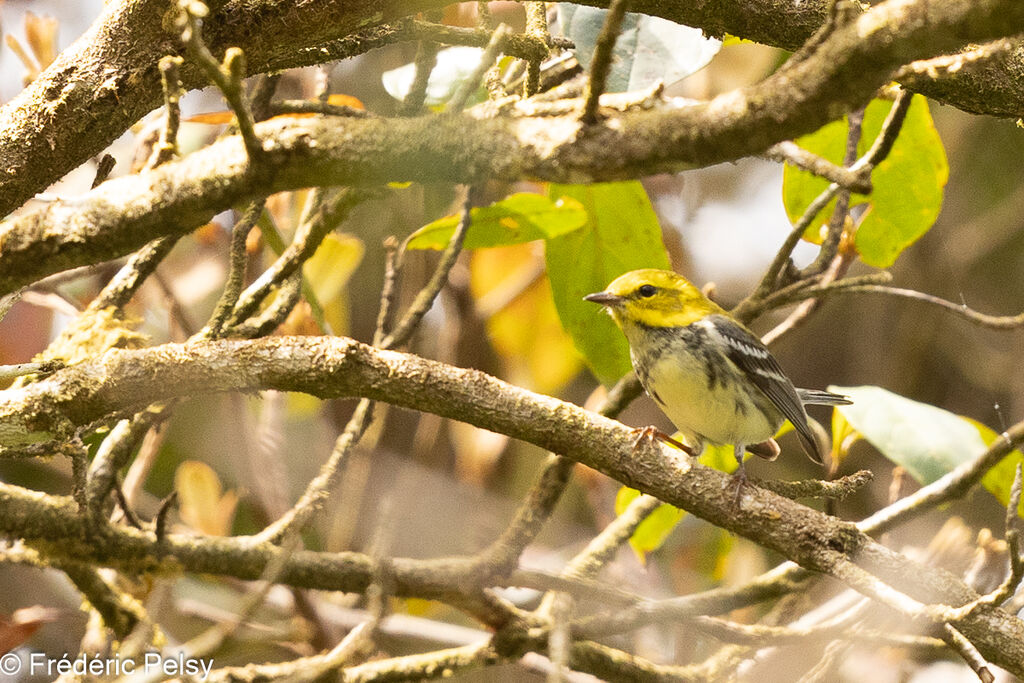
[406,193,587,250]
[557,5,720,92]
[303,233,364,335]
[175,461,238,537]
[782,95,948,267]
[545,182,671,386]
[617,436,739,560]
[968,418,1024,514]
[832,385,987,486]
[615,486,684,562]
[382,46,485,107]
[469,245,582,394]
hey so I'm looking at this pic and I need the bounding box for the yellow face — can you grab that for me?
[584,269,720,329]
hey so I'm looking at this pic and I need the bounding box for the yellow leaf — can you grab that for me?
[326,93,365,110]
[470,245,581,393]
[185,111,236,124]
[175,461,238,536]
[303,233,365,335]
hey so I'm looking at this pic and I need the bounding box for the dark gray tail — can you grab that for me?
[797,388,852,406]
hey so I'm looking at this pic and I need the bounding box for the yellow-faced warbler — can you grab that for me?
[584,269,850,480]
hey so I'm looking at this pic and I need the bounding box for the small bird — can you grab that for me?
[584,269,850,481]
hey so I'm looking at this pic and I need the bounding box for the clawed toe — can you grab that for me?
[727,465,748,506]
[630,426,692,454]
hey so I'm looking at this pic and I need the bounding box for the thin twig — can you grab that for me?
[175,533,304,659]
[974,464,1024,607]
[848,89,913,175]
[800,105,863,278]
[401,40,440,116]
[691,615,946,649]
[895,39,1015,87]
[755,470,874,500]
[449,24,512,113]
[0,360,63,383]
[291,19,569,69]
[207,641,502,683]
[381,192,476,348]
[154,490,178,547]
[268,100,370,118]
[248,72,281,123]
[372,238,402,345]
[473,373,644,582]
[761,247,852,345]
[0,288,24,324]
[941,624,995,683]
[782,283,1024,329]
[84,411,166,524]
[228,188,372,327]
[476,456,575,580]
[580,0,628,124]
[756,271,892,313]
[739,190,839,320]
[546,592,573,683]
[146,55,184,169]
[565,494,662,581]
[255,192,476,543]
[480,6,511,101]
[112,479,143,530]
[738,90,914,321]
[205,200,266,337]
[89,236,181,312]
[178,2,262,161]
[253,398,373,543]
[229,271,303,338]
[764,142,871,194]
[523,3,551,97]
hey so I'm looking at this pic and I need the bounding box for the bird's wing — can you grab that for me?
[706,315,823,464]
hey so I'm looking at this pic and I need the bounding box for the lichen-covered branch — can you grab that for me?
[4,0,1024,295]
[1,0,1023,226]
[1,335,1023,673]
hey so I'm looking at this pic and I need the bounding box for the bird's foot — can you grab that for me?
[631,426,693,455]
[725,445,750,506]
[726,464,749,506]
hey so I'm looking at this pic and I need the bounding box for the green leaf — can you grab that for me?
[557,5,720,92]
[830,407,861,464]
[615,487,684,562]
[782,95,948,267]
[832,385,988,485]
[406,193,587,250]
[966,418,1024,515]
[699,442,740,474]
[545,182,671,385]
[614,437,741,560]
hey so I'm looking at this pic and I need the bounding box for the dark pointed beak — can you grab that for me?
[583,291,622,306]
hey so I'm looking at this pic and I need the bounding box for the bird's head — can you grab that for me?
[584,269,722,329]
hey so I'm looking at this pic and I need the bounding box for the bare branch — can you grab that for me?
[178,2,262,161]
[581,0,629,124]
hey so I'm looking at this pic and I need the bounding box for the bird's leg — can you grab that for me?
[631,426,693,455]
[727,443,748,505]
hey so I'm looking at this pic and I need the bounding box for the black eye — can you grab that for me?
[638,284,657,298]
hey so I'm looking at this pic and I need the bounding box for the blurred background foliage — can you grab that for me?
[1,1,1023,679]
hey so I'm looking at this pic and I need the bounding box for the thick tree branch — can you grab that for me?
[4,0,1024,295]
[1,336,1023,673]
[1,0,1023,224]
